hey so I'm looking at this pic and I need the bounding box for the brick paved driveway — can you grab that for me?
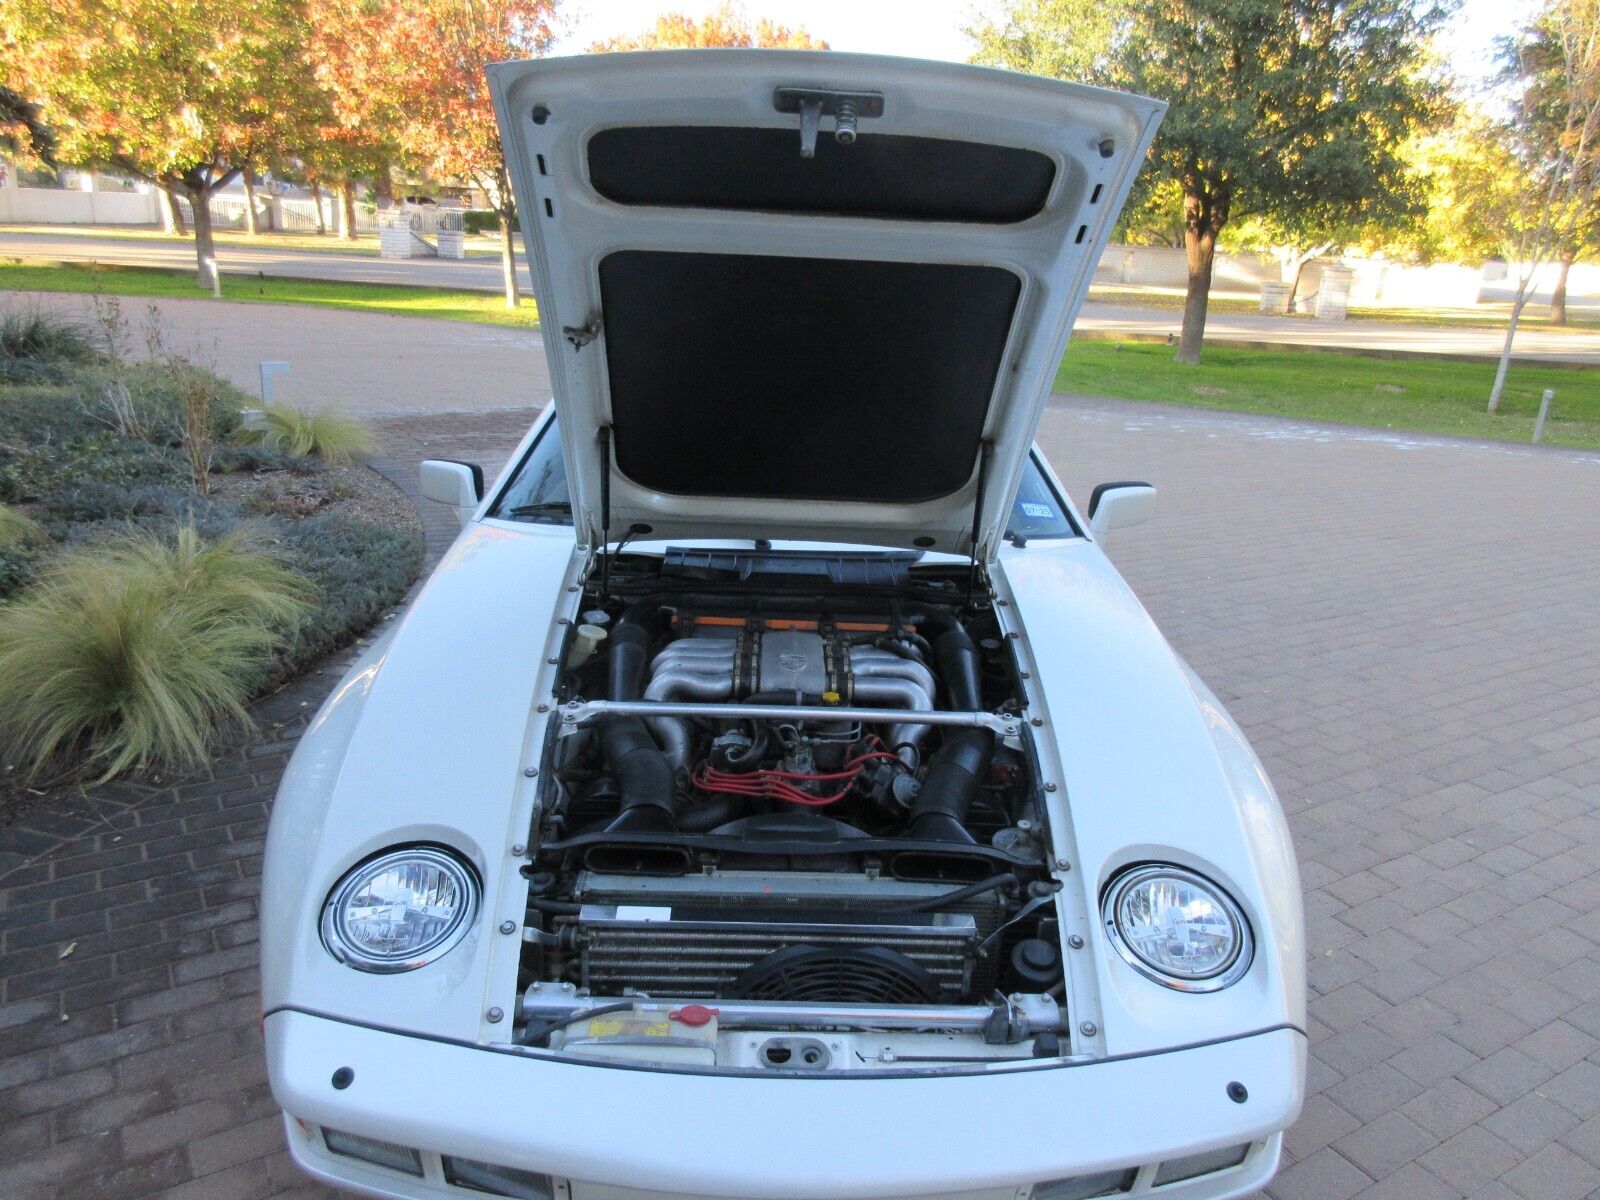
[2,397,1599,1199]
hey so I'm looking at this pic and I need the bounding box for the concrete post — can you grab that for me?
[79,170,98,224]
[259,361,290,408]
[1533,388,1553,443]
[1259,282,1292,315]
[1313,265,1355,321]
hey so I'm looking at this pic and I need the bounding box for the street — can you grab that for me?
[9,228,1600,364]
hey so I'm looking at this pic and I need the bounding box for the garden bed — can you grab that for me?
[0,306,423,823]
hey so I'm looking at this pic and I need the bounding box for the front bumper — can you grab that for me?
[266,1010,1304,1200]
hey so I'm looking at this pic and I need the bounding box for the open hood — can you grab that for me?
[488,51,1163,559]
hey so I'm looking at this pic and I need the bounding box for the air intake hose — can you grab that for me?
[905,612,993,845]
[602,604,676,833]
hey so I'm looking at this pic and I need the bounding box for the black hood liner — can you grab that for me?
[598,250,1020,504]
[588,127,1056,224]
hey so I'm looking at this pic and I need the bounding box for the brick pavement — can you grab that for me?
[1,397,1599,1199]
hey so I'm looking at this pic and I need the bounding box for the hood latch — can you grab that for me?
[563,316,602,352]
[774,87,884,159]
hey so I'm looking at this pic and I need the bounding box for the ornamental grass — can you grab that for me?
[259,404,377,465]
[0,525,313,782]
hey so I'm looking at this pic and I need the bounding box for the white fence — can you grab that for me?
[6,160,1600,311]
[0,176,163,225]
[173,193,377,234]
[1094,244,1280,291]
[0,164,379,234]
[1095,244,1600,310]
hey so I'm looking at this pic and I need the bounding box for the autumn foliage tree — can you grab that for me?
[0,87,55,168]
[3,0,307,292]
[355,0,557,307]
[302,0,409,239]
[591,3,828,51]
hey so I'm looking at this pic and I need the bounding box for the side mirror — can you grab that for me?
[1087,481,1156,536]
[421,459,484,526]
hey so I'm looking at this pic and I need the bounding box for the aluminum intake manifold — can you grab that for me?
[642,634,937,767]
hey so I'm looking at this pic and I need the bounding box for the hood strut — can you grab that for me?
[966,440,993,607]
[598,424,613,596]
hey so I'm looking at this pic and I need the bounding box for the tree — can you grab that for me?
[1502,4,1600,336]
[966,0,1126,83]
[0,86,55,166]
[302,0,407,240]
[1114,178,1186,248]
[353,0,556,307]
[3,0,308,293]
[1549,216,1600,323]
[1419,4,1600,409]
[591,3,828,51]
[970,0,1450,363]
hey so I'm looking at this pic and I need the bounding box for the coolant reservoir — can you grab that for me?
[549,1002,719,1066]
[565,623,608,669]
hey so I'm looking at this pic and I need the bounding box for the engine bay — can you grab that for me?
[517,549,1070,1071]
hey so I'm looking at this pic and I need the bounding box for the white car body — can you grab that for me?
[263,50,1305,1200]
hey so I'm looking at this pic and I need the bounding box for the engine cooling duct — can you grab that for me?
[601,604,677,833]
[904,612,993,845]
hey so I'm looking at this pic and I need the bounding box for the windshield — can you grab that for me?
[1007,462,1074,540]
[491,415,1075,539]
[491,417,571,524]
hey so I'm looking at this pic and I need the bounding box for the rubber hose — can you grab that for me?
[603,604,677,833]
[905,612,992,843]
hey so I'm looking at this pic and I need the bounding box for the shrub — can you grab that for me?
[277,512,422,669]
[0,383,100,445]
[0,431,186,504]
[0,503,42,547]
[463,209,515,236]
[76,359,246,447]
[0,310,102,383]
[0,546,39,598]
[39,481,217,524]
[0,505,44,599]
[0,525,313,781]
[258,404,376,464]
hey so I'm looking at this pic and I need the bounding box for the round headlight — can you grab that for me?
[1102,864,1252,992]
[321,846,480,973]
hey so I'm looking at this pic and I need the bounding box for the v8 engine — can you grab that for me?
[518,551,1068,1066]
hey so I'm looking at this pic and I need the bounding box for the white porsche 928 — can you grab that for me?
[262,49,1306,1200]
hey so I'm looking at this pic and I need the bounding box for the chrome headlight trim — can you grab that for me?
[320,845,480,973]
[1101,863,1253,993]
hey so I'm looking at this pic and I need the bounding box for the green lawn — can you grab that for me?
[1057,340,1600,450]
[0,258,538,328]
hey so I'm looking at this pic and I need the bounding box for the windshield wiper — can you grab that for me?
[507,500,572,520]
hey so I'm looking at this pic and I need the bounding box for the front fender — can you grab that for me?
[260,632,390,1013]
[1177,658,1307,1031]
[260,522,582,1040]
